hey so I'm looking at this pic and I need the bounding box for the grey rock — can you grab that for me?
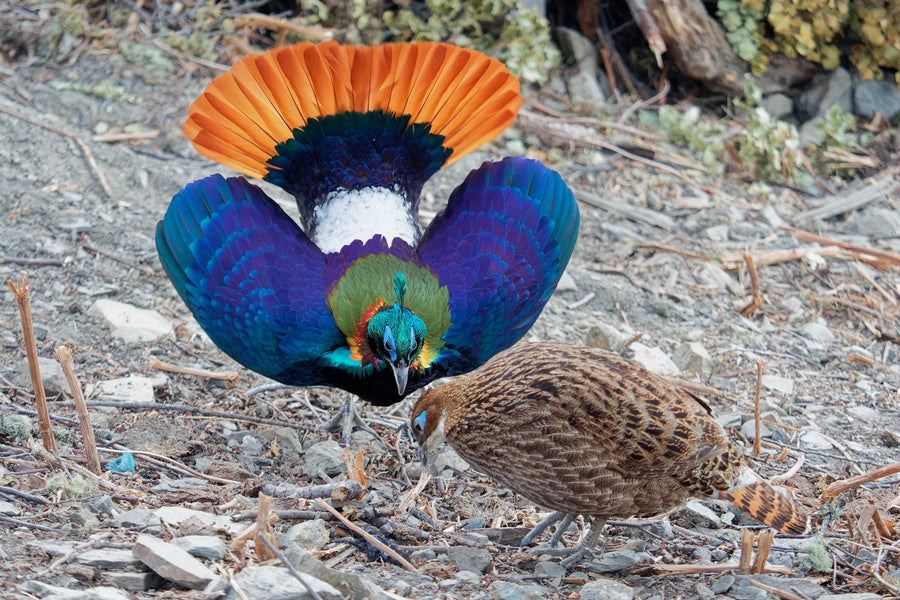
[580,577,634,600]
[285,519,330,551]
[854,78,900,119]
[133,534,216,590]
[585,322,633,352]
[705,224,729,242]
[818,594,883,600]
[740,419,772,441]
[697,264,742,295]
[556,271,578,292]
[433,447,470,473]
[746,575,826,599]
[673,342,712,378]
[716,412,743,428]
[848,207,900,238]
[21,582,130,600]
[680,501,722,529]
[15,356,68,397]
[801,430,834,450]
[760,205,787,228]
[818,67,853,115]
[151,477,207,493]
[282,545,399,600]
[0,500,20,516]
[490,580,546,600]
[800,321,836,344]
[695,582,715,600]
[730,577,767,600]
[87,495,116,517]
[554,27,607,109]
[630,342,679,376]
[94,376,158,404]
[171,535,227,560]
[109,508,161,530]
[76,548,144,569]
[456,570,482,584]
[223,565,342,600]
[303,439,346,477]
[67,507,100,530]
[465,532,491,545]
[241,434,265,455]
[103,570,166,591]
[762,375,794,395]
[712,574,735,593]
[534,560,566,584]
[761,93,794,119]
[590,549,651,573]
[89,299,172,343]
[847,405,878,422]
[800,115,826,146]
[258,426,304,453]
[448,546,492,574]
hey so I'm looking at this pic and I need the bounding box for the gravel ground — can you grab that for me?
[1,46,899,600]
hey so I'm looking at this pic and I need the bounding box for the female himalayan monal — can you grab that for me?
[411,342,810,566]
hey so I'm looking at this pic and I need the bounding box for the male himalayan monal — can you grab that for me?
[155,41,580,431]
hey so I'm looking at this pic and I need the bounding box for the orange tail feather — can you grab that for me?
[185,41,522,179]
[720,480,810,534]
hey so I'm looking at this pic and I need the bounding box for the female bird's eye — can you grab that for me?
[412,412,426,435]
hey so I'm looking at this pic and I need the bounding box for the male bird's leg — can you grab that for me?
[322,395,389,448]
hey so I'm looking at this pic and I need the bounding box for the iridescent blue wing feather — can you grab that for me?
[417,157,579,372]
[156,175,343,384]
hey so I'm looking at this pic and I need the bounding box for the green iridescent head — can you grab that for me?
[367,272,427,395]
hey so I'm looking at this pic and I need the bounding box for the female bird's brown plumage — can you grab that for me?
[411,342,809,548]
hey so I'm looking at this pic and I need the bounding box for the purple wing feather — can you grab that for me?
[417,157,579,371]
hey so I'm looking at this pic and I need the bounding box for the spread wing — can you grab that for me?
[156,174,343,384]
[417,157,579,373]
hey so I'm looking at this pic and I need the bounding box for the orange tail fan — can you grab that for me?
[719,480,810,534]
[184,41,522,180]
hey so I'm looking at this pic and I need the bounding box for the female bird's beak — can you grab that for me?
[391,359,410,395]
[417,444,428,466]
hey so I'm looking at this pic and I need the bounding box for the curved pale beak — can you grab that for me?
[391,359,410,396]
[417,444,428,466]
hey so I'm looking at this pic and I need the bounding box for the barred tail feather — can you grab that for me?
[720,480,810,534]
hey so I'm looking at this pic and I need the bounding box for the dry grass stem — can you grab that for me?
[824,461,900,500]
[254,493,278,561]
[314,498,420,573]
[739,528,754,574]
[55,346,101,474]
[92,130,159,143]
[770,453,805,486]
[739,252,764,317]
[148,358,239,382]
[397,471,433,515]
[233,13,335,43]
[650,562,793,575]
[786,227,900,269]
[855,263,897,304]
[751,530,774,574]
[7,276,57,452]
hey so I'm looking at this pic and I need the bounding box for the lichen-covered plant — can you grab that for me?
[383,0,560,84]
[718,0,900,84]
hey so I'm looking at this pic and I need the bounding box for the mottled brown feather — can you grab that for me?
[411,342,809,534]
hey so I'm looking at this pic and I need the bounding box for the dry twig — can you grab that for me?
[149,358,239,382]
[824,462,900,500]
[752,358,764,457]
[313,498,419,573]
[739,252,764,317]
[55,346,101,474]
[7,276,57,452]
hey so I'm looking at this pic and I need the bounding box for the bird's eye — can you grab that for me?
[383,325,395,352]
[412,411,426,435]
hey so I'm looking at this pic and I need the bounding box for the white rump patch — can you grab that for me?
[312,187,418,253]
